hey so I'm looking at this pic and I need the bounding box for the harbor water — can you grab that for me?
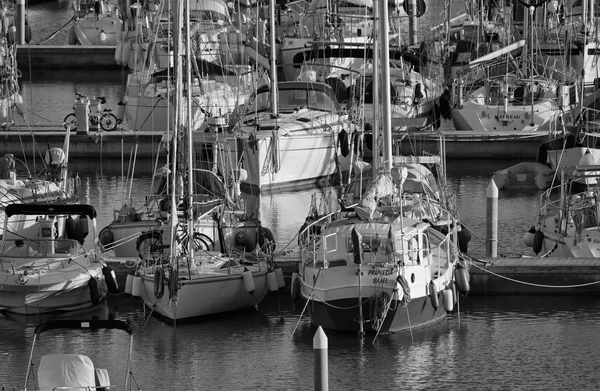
[1,159,598,390]
[2,1,598,390]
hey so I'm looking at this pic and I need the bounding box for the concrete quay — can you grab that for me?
[468,256,600,295]
[16,45,118,69]
[400,129,547,160]
[0,127,166,159]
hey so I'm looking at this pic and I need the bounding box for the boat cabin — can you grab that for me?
[304,218,433,268]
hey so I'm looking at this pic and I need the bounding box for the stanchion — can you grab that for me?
[486,180,498,257]
[314,326,328,391]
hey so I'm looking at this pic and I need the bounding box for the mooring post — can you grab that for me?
[486,180,498,257]
[16,0,25,45]
[314,326,328,391]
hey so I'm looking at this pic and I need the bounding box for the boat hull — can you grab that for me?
[0,264,107,315]
[306,294,447,333]
[139,268,269,322]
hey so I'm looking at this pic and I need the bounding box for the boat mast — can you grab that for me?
[170,0,184,257]
[185,0,194,264]
[372,0,379,176]
[269,0,278,117]
[379,0,392,173]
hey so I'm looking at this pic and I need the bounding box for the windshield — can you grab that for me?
[251,87,338,113]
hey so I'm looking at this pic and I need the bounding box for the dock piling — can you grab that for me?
[486,180,498,257]
[16,0,25,45]
[314,326,328,391]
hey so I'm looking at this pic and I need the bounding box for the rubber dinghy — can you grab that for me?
[491,162,555,190]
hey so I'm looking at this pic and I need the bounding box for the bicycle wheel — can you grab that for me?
[179,231,213,254]
[100,112,118,131]
[63,113,78,131]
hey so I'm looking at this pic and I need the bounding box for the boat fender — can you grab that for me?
[429,280,439,309]
[267,271,279,292]
[65,215,77,240]
[131,276,142,297]
[291,272,300,302]
[168,265,179,299]
[125,274,134,294]
[115,40,124,64]
[122,41,133,66]
[457,224,470,253]
[235,229,257,252]
[449,279,457,305]
[99,226,114,250]
[523,226,536,247]
[14,93,24,116]
[102,265,119,293]
[75,215,89,245]
[442,287,454,312]
[242,268,255,295]
[258,226,276,252]
[68,26,77,45]
[88,277,101,305]
[454,265,470,295]
[274,266,285,288]
[338,129,349,157]
[154,267,165,299]
[533,229,544,255]
[24,20,31,44]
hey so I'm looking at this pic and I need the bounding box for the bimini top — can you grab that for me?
[34,319,133,336]
[5,204,97,218]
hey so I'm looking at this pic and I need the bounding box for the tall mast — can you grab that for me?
[269,0,278,117]
[185,0,194,262]
[372,0,379,176]
[170,0,184,255]
[379,0,392,173]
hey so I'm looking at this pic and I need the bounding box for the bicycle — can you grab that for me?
[63,91,119,131]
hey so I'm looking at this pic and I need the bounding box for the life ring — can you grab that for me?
[154,268,165,299]
[396,274,411,302]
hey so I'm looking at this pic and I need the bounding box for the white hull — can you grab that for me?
[237,132,353,191]
[139,265,269,321]
[451,99,556,132]
[0,263,106,315]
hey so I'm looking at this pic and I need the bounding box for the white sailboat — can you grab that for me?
[137,0,273,323]
[294,0,468,334]
[525,165,600,258]
[450,6,579,133]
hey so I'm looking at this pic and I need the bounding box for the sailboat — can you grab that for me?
[450,4,580,133]
[525,165,600,258]
[115,0,262,133]
[294,0,467,334]
[136,0,273,323]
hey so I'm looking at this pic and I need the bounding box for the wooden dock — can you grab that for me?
[468,257,600,295]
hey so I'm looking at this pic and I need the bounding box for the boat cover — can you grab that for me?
[38,354,95,391]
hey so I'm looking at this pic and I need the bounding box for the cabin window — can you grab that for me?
[277,88,337,112]
[347,233,385,254]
